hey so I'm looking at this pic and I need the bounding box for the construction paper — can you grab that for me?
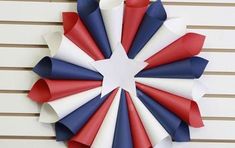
[100,0,124,51]
[135,18,186,61]
[122,0,149,52]
[137,89,190,141]
[77,0,112,58]
[127,0,167,59]
[130,93,172,148]
[137,57,208,79]
[39,87,102,123]
[28,79,102,103]
[135,78,206,100]
[43,32,96,71]
[91,89,121,148]
[33,57,103,80]
[62,12,104,60]
[126,92,152,148]
[136,83,204,127]
[55,93,110,141]
[146,33,206,69]
[68,89,118,148]
[112,90,133,148]
[92,43,147,97]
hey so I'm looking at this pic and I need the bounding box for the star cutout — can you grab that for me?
[92,43,148,97]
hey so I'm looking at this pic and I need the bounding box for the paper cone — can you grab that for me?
[135,77,206,100]
[146,33,206,69]
[126,92,152,148]
[28,79,102,103]
[68,89,118,148]
[135,18,186,61]
[130,93,172,148]
[43,32,96,71]
[122,0,149,52]
[137,90,190,141]
[33,57,103,80]
[55,93,110,141]
[127,0,167,59]
[62,12,104,60]
[39,87,102,123]
[112,90,133,148]
[100,0,124,52]
[137,57,208,79]
[91,89,121,148]
[136,83,204,127]
[77,0,112,58]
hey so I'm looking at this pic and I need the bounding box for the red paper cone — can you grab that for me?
[122,0,149,52]
[126,92,152,148]
[68,89,118,148]
[28,79,102,103]
[146,33,205,69]
[136,83,203,127]
[63,12,104,60]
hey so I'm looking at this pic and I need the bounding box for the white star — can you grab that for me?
[92,43,148,97]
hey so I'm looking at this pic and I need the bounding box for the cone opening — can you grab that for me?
[39,103,59,123]
[33,57,53,78]
[28,79,51,103]
[43,32,63,56]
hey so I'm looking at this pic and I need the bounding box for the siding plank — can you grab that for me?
[0,71,235,95]
[1,93,235,118]
[0,117,234,140]
[1,50,235,73]
[0,2,235,26]
[0,24,234,49]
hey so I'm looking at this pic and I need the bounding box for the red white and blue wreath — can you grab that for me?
[29,0,208,147]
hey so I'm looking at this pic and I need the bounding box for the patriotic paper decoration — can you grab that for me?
[28,0,208,147]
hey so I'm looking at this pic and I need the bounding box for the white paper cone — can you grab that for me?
[100,0,124,52]
[130,94,172,148]
[91,88,121,148]
[39,87,102,123]
[43,32,96,71]
[135,78,206,100]
[135,18,186,61]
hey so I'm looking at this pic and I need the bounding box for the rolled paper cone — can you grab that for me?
[127,0,167,59]
[62,12,105,60]
[135,18,186,61]
[100,0,124,52]
[126,92,152,148]
[91,89,121,148]
[146,33,206,69]
[43,32,96,71]
[136,83,204,127]
[77,0,112,58]
[39,87,102,123]
[137,57,209,79]
[122,0,149,52]
[33,57,103,80]
[137,89,190,141]
[55,93,110,141]
[68,89,118,148]
[129,93,172,148]
[28,79,102,103]
[112,90,133,148]
[135,77,206,100]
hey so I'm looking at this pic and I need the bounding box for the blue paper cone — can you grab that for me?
[33,56,103,80]
[112,90,133,148]
[55,93,109,141]
[137,57,208,78]
[128,0,167,59]
[77,0,112,58]
[137,89,190,141]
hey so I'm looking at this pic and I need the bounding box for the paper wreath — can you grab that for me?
[28,0,209,148]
